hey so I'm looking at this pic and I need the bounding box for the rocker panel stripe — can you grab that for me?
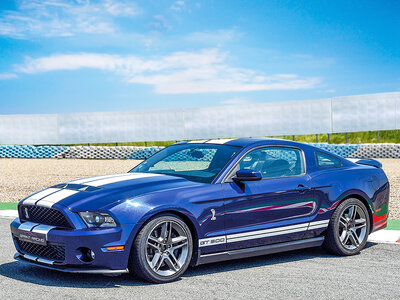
[199,220,329,247]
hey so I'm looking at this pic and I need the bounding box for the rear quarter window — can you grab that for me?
[315,151,342,168]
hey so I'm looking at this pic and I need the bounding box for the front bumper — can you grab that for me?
[14,253,129,274]
[10,218,135,274]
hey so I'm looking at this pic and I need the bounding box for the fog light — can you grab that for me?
[77,247,95,262]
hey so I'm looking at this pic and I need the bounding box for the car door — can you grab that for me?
[222,146,317,251]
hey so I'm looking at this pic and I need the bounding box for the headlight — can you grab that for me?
[79,212,117,228]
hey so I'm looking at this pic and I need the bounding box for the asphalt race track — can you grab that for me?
[0,218,399,300]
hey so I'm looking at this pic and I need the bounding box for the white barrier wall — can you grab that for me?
[332,93,400,133]
[57,110,186,144]
[0,92,399,144]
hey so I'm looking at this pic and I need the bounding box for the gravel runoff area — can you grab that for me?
[0,158,399,219]
[0,159,138,204]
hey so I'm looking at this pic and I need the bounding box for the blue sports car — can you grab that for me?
[10,138,389,283]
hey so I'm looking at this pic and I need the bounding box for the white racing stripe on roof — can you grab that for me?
[86,173,160,187]
[22,188,61,205]
[187,140,209,144]
[205,139,234,144]
[36,189,79,208]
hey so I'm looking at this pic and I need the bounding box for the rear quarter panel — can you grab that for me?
[308,164,389,235]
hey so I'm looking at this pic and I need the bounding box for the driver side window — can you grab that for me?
[236,147,304,179]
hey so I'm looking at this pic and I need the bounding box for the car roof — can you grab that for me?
[179,138,308,148]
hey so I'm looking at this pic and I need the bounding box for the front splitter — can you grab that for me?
[14,253,129,275]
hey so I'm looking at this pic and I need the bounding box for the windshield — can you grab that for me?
[130,143,240,183]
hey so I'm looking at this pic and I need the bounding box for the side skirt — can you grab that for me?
[196,236,324,265]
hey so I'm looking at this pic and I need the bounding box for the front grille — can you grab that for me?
[16,238,65,261]
[19,205,72,229]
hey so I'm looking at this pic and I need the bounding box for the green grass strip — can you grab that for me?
[386,219,400,230]
[0,202,18,210]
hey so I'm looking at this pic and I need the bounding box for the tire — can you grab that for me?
[129,214,193,283]
[324,198,370,256]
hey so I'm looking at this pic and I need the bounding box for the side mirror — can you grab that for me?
[233,169,262,182]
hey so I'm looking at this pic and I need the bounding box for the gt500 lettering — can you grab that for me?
[199,237,226,247]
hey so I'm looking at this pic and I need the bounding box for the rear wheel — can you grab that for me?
[324,198,370,256]
[129,214,193,283]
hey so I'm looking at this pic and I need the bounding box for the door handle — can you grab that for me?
[295,185,311,192]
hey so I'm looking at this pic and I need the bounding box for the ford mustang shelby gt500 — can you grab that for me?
[10,138,389,283]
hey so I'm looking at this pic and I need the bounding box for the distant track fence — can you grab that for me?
[1,143,400,159]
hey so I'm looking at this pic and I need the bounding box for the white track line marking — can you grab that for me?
[0,210,18,218]
[368,230,400,244]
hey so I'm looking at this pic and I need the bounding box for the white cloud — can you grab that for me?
[15,49,321,94]
[220,98,252,105]
[171,1,185,11]
[0,73,17,79]
[185,29,241,44]
[290,54,336,67]
[0,0,139,38]
[151,15,171,31]
[103,0,139,16]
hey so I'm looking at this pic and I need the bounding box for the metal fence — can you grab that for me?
[2,144,400,159]
[0,92,399,145]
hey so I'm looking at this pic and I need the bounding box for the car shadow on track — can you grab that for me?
[0,243,378,288]
[184,242,378,278]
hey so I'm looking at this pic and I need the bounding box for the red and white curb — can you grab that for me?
[0,209,399,244]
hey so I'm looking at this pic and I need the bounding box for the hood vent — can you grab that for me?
[52,183,101,192]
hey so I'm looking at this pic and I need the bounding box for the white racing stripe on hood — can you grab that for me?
[68,173,131,185]
[32,173,160,208]
[23,188,61,205]
[86,173,161,187]
[36,189,79,208]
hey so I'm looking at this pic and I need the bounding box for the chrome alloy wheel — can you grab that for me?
[339,204,367,250]
[145,221,189,277]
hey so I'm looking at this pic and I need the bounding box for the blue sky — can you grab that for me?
[0,0,399,114]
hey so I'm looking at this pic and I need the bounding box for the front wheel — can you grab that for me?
[129,214,193,283]
[324,198,370,256]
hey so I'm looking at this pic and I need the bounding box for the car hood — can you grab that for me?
[23,172,205,211]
